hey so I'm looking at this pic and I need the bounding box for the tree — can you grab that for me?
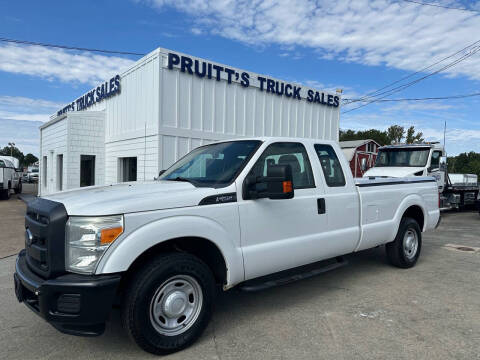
[447,152,480,178]
[340,128,390,145]
[405,126,424,144]
[0,146,38,167]
[24,153,39,166]
[0,145,24,165]
[386,125,404,144]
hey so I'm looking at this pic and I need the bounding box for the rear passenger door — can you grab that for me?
[314,144,360,253]
[238,142,328,280]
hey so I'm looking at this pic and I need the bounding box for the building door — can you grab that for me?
[119,157,137,182]
[56,154,63,191]
[80,155,95,187]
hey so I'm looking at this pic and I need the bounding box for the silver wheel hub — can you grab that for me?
[403,228,418,260]
[149,275,203,336]
[163,291,187,317]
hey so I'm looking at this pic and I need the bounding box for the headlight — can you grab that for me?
[66,215,123,274]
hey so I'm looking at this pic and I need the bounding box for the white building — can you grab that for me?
[39,47,341,195]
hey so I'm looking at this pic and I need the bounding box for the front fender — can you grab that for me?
[95,215,244,287]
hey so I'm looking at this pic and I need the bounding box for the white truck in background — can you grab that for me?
[364,142,479,210]
[14,137,440,355]
[0,155,22,199]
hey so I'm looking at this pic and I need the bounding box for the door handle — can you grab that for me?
[317,198,326,214]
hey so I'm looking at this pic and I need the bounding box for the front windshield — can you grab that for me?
[375,148,430,167]
[159,140,262,187]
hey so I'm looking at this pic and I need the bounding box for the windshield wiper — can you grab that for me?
[166,177,199,186]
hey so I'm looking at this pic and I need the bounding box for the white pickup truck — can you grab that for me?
[0,156,22,199]
[14,138,440,354]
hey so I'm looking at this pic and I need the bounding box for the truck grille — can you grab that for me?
[24,198,68,279]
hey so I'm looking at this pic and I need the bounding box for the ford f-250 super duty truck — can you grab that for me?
[14,138,440,355]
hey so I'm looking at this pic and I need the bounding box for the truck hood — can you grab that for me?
[43,181,217,216]
[363,167,425,178]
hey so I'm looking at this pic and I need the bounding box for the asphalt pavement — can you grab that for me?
[0,199,479,359]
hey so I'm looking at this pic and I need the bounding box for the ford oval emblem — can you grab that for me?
[25,228,34,246]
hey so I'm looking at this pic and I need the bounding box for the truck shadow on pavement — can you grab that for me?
[98,245,403,354]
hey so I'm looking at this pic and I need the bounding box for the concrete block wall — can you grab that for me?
[66,112,105,189]
[105,134,159,184]
[39,118,68,195]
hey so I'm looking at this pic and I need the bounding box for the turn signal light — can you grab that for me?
[100,226,123,245]
[283,180,293,193]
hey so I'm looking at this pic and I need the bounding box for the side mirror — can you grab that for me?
[427,166,439,173]
[265,164,294,199]
[243,164,294,200]
[439,156,447,171]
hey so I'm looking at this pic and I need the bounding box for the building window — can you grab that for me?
[80,155,95,187]
[118,157,137,182]
[367,143,376,153]
[43,156,47,188]
[56,154,63,191]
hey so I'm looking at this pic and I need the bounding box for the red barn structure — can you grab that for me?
[339,139,380,178]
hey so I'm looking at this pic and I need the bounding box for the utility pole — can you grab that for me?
[8,142,15,157]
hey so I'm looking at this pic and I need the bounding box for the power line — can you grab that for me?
[344,92,480,103]
[0,37,146,56]
[343,39,480,105]
[342,43,480,114]
[401,0,480,13]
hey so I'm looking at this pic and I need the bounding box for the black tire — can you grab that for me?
[14,181,22,194]
[386,217,422,268]
[122,252,215,355]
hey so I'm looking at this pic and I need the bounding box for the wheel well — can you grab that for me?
[119,237,227,290]
[403,205,424,231]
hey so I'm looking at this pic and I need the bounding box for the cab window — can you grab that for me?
[0,160,5,168]
[249,142,315,189]
[315,144,346,187]
[430,151,441,169]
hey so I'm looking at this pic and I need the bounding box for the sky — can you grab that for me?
[1,0,480,156]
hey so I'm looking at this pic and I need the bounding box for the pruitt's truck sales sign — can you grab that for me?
[56,50,339,117]
[167,52,340,108]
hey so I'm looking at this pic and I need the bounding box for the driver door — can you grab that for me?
[238,142,327,280]
[428,150,444,192]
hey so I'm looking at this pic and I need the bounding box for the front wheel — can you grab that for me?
[386,217,422,268]
[122,252,215,355]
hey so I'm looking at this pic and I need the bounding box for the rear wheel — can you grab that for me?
[386,217,422,268]
[14,181,22,194]
[122,252,215,355]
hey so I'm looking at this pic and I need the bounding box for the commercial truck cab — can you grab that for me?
[364,142,446,191]
[364,142,479,209]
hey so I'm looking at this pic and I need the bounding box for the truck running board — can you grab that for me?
[238,256,348,292]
